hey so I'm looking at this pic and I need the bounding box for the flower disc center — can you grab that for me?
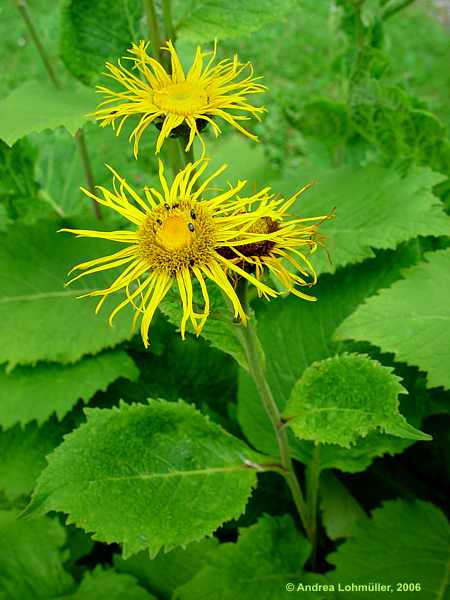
[153,82,208,116]
[156,215,192,250]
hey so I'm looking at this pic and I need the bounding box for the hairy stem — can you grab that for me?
[236,283,312,540]
[15,0,100,219]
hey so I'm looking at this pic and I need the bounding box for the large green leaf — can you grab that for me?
[0,350,138,429]
[0,81,95,146]
[115,538,219,600]
[327,500,450,599]
[0,419,67,501]
[283,354,430,447]
[25,400,267,558]
[337,248,450,390]
[175,515,321,600]
[67,567,156,600]
[0,511,73,599]
[177,0,296,43]
[275,164,449,273]
[237,245,426,472]
[0,220,134,368]
[60,0,142,86]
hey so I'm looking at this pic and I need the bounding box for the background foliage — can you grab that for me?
[0,0,449,598]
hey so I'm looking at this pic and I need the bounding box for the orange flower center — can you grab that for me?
[138,201,216,274]
[156,215,192,250]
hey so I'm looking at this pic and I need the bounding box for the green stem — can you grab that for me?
[144,0,164,63]
[75,130,102,220]
[167,138,185,175]
[236,283,312,540]
[145,0,192,176]
[382,0,416,20]
[162,0,175,42]
[15,0,100,219]
[306,444,321,565]
[14,0,60,89]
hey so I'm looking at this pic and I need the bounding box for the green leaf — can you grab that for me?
[178,0,296,43]
[160,287,248,370]
[25,400,266,558]
[319,472,367,540]
[0,81,96,146]
[60,0,142,86]
[337,248,450,390]
[327,500,450,599]
[0,350,138,429]
[283,354,429,447]
[237,245,427,472]
[0,220,134,368]
[275,164,450,273]
[67,567,156,600]
[0,511,73,599]
[115,538,219,600]
[174,514,314,600]
[0,419,67,501]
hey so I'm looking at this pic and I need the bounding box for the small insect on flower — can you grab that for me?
[60,160,283,347]
[217,183,332,301]
[93,40,266,157]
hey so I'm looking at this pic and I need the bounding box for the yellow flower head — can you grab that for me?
[218,184,330,301]
[61,160,281,347]
[94,40,266,157]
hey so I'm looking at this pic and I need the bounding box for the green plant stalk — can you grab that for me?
[382,0,416,20]
[306,443,321,563]
[75,130,102,220]
[14,0,100,219]
[145,0,188,174]
[15,0,59,88]
[155,4,311,537]
[150,3,309,535]
[162,0,175,42]
[144,0,169,69]
[166,138,187,175]
[236,283,312,540]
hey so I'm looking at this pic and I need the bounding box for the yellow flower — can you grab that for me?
[94,40,266,157]
[61,160,281,347]
[218,184,330,301]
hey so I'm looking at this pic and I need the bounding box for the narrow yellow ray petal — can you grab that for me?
[141,273,172,347]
